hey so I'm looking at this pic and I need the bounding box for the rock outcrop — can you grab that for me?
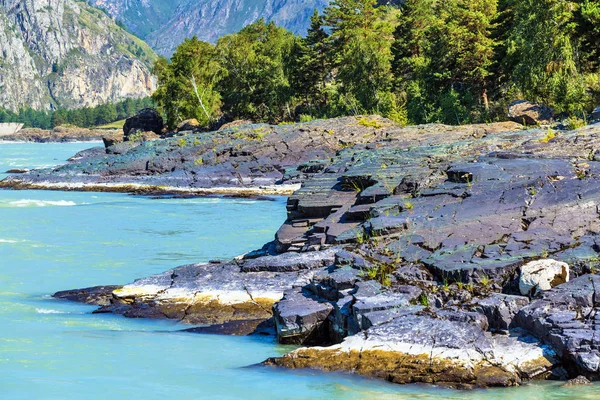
[0,0,156,111]
[0,126,120,143]
[14,115,600,387]
[508,100,554,125]
[123,108,164,138]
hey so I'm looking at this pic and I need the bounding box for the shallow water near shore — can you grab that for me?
[1,142,599,399]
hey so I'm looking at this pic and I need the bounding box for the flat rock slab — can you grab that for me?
[90,255,328,324]
[266,312,556,388]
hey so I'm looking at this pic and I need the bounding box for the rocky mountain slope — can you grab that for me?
[90,0,187,40]
[0,0,157,111]
[92,0,330,56]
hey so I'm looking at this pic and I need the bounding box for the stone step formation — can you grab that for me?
[11,113,600,388]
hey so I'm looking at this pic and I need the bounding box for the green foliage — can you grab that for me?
[153,37,224,128]
[127,130,145,142]
[393,0,498,124]
[539,128,556,143]
[0,97,153,129]
[506,0,589,114]
[151,0,600,128]
[358,117,385,129]
[565,115,587,130]
[361,262,394,287]
[217,20,297,123]
[324,0,402,118]
[288,10,333,117]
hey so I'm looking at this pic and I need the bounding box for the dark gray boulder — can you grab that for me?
[123,108,164,137]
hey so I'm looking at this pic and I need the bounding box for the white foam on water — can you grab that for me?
[9,199,78,207]
[35,308,66,314]
[0,239,20,243]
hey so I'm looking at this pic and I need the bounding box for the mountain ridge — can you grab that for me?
[0,0,157,111]
[92,0,330,56]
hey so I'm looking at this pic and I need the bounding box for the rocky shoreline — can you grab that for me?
[0,127,120,143]
[8,115,600,388]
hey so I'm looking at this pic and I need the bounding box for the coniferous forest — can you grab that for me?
[153,0,600,129]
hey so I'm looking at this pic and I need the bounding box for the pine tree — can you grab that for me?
[575,0,600,71]
[507,0,589,113]
[216,20,297,122]
[288,10,332,116]
[323,0,401,119]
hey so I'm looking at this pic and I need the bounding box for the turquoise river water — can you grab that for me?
[0,141,598,399]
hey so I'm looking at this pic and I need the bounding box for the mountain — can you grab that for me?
[90,0,188,40]
[91,0,330,56]
[0,0,157,112]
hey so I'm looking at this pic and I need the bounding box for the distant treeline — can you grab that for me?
[153,0,600,129]
[0,98,154,129]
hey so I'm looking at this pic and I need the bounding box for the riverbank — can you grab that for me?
[0,126,120,142]
[6,116,600,388]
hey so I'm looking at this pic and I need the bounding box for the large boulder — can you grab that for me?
[508,100,554,125]
[519,259,569,296]
[123,108,164,138]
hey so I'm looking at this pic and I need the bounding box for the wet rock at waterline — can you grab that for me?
[265,312,557,388]
[53,285,123,306]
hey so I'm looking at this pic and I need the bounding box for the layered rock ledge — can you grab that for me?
[20,116,600,387]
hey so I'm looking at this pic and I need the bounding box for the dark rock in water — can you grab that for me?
[266,310,556,388]
[102,136,122,149]
[508,100,553,125]
[184,319,275,336]
[123,108,164,137]
[53,285,121,306]
[562,375,592,387]
[31,116,600,387]
[5,168,29,174]
[68,147,106,161]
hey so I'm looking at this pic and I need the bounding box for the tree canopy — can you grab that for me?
[151,0,600,128]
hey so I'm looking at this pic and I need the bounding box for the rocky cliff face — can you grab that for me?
[93,0,330,56]
[0,0,157,111]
